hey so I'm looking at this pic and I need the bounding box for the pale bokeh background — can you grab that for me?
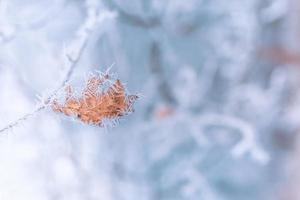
[0,0,300,199]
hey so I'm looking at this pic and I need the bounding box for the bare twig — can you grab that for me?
[195,114,270,164]
[0,106,45,133]
[150,42,177,105]
[0,7,116,133]
[107,0,160,28]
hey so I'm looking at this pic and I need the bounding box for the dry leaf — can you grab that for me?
[51,72,138,126]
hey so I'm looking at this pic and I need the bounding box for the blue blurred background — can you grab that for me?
[0,0,300,199]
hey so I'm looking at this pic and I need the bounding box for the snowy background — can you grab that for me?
[0,0,300,199]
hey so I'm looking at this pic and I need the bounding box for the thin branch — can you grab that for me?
[150,42,177,105]
[0,8,115,133]
[107,0,160,28]
[195,114,270,164]
[0,106,45,133]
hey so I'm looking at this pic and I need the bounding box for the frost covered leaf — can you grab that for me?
[51,72,138,126]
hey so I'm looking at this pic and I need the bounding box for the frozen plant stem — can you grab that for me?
[0,106,45,133]
[0,8,116,133]
[150,42,177,105]
[0,47,84,133]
